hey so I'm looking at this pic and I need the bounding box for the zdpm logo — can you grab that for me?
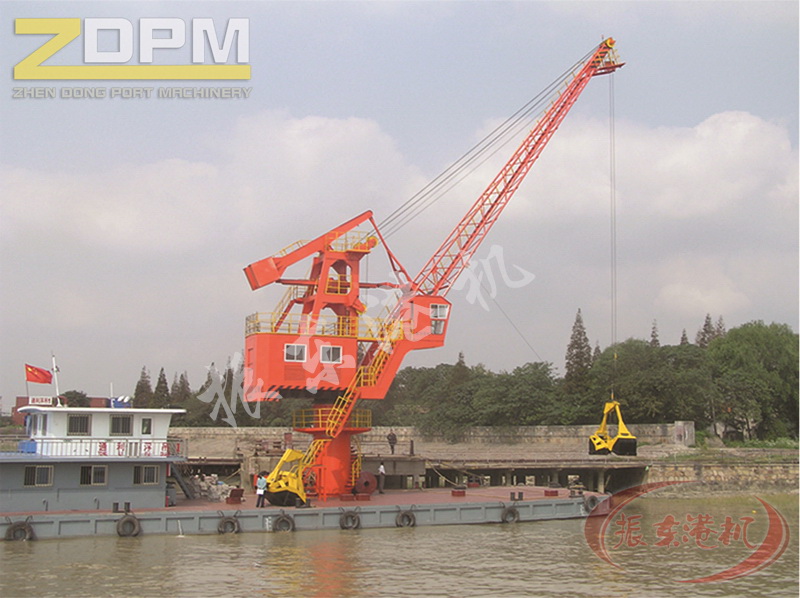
[14,18,250,80]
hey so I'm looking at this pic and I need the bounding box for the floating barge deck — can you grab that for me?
[2,485,607,540]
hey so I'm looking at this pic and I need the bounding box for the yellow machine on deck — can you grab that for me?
[588,400,637,456]
[264,449,309,506]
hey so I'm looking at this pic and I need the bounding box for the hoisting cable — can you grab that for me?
[476,45,619,368]
[378,85,555,238]
[375,48,597,240]
[479,288,544,362]
[608,59,619,399]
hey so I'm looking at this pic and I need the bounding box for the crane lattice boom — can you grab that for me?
[413,38,622,297]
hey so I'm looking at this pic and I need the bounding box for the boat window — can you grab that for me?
[23,465,53,487]
[67,414,91,436]
[110,415,133,436]
[80,465,107,486]
[141,418,152,435]
[133,464,159,485]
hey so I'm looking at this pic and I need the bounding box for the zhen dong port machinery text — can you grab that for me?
[242,39,624,507]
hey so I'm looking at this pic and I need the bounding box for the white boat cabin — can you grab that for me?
[18,405,186,458]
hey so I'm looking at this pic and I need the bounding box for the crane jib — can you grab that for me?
[413,39,623,297]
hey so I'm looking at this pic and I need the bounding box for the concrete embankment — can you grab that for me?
[645,450,798,494]
[172,424,798,494]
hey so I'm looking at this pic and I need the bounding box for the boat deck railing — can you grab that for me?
[0,435,187,459]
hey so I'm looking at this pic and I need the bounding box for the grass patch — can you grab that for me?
[724,437,799,450]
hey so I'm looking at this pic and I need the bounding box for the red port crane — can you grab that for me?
[243,39,623,506]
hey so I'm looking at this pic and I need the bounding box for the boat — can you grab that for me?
[1,404,608,540]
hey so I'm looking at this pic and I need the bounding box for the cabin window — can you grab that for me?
[431,304,449,319]
[110,415,133,436]
[133,465,159,485]
[141,418,152,435]
[26,414,48,436]
[284,344,306,362]
[23,465,53,487]
[67,414,91,436]
[80,465,107,486]
[320,345,342,364]
[430,303,449,335]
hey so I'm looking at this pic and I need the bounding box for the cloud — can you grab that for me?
[653,257,752,317]
[1,108,797,403]
[1,159,223,254]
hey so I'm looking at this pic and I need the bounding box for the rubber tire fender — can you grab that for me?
[5,521,35,541]
[116,514,141,537]
[273,514,295,532]
[584,495,601,513]
[339,511,360,530]
[395,510,416,528]
[501,507,520,524]
[217,516,241,534]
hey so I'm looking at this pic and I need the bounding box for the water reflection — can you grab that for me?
[0,494,796,597]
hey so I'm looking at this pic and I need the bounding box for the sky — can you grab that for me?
[0,1,797,414]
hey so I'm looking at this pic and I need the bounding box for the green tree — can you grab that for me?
[415,354,476,441]
[697,314,726,348]
[151,368,170,408]
[589,339,666,423]
[714,316,727,339]
[170,372,193,405]
[707,321,799,439]
[714,370,768,440]
[565,309,592,385]
[658,343,715,428]
[133,367,153,408]
[649,320,660,348]
[680,329,690,345]
[62,390,90,407]
[696,314,715,348]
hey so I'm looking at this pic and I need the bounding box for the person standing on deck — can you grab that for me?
[387,430,397,454]
[378,461,386,494]
[256,472,267,507]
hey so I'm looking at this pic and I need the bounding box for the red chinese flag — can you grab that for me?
[25,364,52,384]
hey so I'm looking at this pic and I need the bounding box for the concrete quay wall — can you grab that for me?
[645,461,799,493]
[172,421,695,461]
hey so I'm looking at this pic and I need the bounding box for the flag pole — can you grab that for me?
[51,353,61,407]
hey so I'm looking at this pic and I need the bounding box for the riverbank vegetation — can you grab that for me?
[59,316,798,444]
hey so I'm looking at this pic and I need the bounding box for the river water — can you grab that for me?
[1,494,796,598]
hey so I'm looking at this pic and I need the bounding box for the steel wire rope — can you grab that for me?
[608,69,619,398]
[377,93,550,238]
[428,463,460,487]
[360,57,587,320]
[364,44,609,367]
[374,49,595,241]
[476,47,620,367]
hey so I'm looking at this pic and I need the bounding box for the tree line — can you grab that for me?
[113,314,798,442]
